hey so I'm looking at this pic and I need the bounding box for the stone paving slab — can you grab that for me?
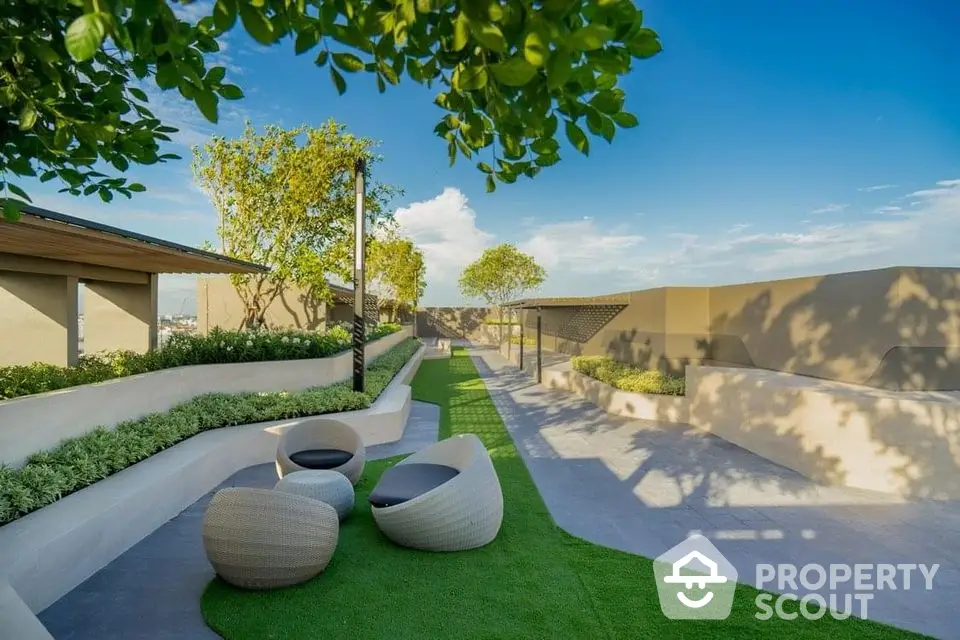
[469,347,960,639]
[37,401,440,640]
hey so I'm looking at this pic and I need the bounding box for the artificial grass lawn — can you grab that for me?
[201,349,921,639]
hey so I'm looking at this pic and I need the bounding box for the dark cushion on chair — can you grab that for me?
[289,448,354,470]
[368,463,460,508]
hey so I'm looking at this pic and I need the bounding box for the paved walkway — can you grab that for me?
[37,402,440,640]
[470,347,960,639]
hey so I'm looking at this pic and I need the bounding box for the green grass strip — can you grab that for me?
[200,349,922,639]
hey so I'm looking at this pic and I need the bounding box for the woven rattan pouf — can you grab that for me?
[274,470,355,521]
[202,487,339,589]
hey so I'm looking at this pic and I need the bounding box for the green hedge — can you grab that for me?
[508,336,536,346]
[0,338,421,526]
[0,323,403,401]
[571,356,685,396]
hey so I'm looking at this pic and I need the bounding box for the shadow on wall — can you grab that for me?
[416,307,490,340]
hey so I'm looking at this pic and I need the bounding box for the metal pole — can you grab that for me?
[518,307,524,371]
[507,306,513,361]
[536,306,542,383]
[352,158,366,393]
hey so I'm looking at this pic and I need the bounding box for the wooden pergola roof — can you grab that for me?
[503,293,631,308]
[0,205,267,274]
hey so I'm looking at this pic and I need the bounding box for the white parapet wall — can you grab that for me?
[0,344,424,640]
[534,355,960,501]
[0,327,413,467]
[684,365,960,501]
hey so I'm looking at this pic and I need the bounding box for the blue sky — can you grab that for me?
[26,0,960,314]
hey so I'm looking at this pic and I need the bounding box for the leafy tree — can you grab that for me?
[1,0,662,219]
[367,231,426,322]
[193,119,398,328]
[459,243,545,339]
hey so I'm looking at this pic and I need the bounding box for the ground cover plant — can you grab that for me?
[201,350,917,639]
[572,354,685,395]
[0,338,419,526]
[0,323,401,401]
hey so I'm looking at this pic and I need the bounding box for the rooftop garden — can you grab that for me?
[572,355,686,396]
[201,350,915,639]
[0,338,419,526]
[0,323,402,401]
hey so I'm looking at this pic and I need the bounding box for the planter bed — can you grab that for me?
[0,327,412,467]
[0,340,424,639]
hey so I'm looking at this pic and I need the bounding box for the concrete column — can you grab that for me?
[0,272,79,366]
[83,273,158,354]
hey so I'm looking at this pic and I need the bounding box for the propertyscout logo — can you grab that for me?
[654,535,939,622]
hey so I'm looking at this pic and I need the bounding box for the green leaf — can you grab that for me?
[3,199,23,222]
[589,90,623,114]
[7,184,32,202]
[535,152,560,167]
[98,188,113,203]
[129,87,149,102]
[531,138,559,155]
[18,105,37,131]
[612,111,639,128]
[469,22,506,53]
[485,174,496,193]
[65,13,109,62]
[490,57,537,87]
[195,91,219,123]
[524,30,548,67]
[568,25,615,51]
[238,2,275,45]
[155,62,180,90]
[218,84,244,100]
[477,161,494,174]
[452,13,470,51]
[541,0,578,18]
[295,27,319,54]
[206,66,227,85]
[333,52,365,72]
[546,47,572,90]
[544,113,559,137]
[330,66,347,95]
[565,120,589,155]
[453,65,488,91]
[213,0,238,32]
[376,73,387,93]
[128,183,146,192]
[599,116,616,142]
[596,72,617,91]
[628,28,662,58]
[315,50,329,66]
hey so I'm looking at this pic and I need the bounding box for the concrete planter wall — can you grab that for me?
[684,365,960,501]
[540,362,689,424]
[0,345,423,640]
[0,327,413,467]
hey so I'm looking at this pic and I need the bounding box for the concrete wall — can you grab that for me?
[415,307,498,342]
[0,327,413,467]
[197,275,378,333]
[530,266,960,390]
[0,273,79,367]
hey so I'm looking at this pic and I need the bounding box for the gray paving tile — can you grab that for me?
[468,347,960,640]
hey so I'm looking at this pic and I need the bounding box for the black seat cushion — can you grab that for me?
[289,448,354,470]
[368,463,460,508]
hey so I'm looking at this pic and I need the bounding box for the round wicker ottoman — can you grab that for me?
[202,487,339,590]
[274,470,355,521]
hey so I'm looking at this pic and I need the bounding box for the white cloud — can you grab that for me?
[809,203,848,215]
[727,223,751,233]
[393,188,494,295]
[858,184,898,192]
[518,219,647,279]
[873,205,902,215]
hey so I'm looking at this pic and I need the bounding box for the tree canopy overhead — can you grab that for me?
[1,0,661,219]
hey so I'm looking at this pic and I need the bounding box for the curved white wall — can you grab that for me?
[0,327,412,467]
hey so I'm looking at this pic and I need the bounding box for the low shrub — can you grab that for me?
[508,336,536,346]
[571,356,685,396]
[0,323,402,401]
[0,338,421,526]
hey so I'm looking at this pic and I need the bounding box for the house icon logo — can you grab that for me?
[654,534,738,620]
